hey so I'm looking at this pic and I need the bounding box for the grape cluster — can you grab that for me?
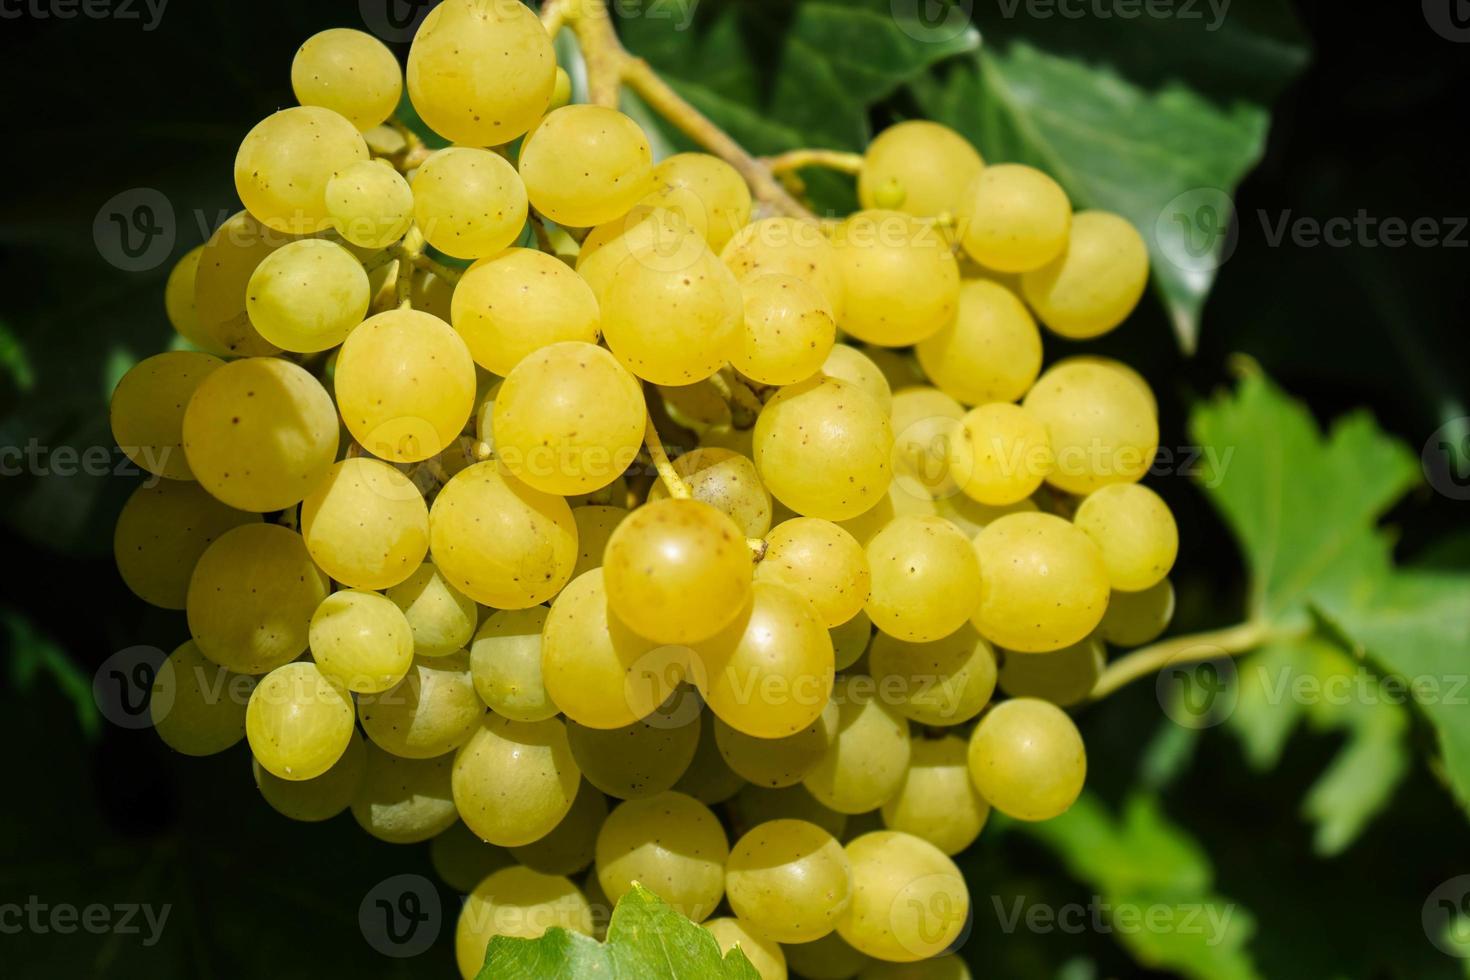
[113,5,1180,979]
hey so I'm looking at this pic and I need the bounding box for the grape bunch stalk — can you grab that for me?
[110,0,1208,976]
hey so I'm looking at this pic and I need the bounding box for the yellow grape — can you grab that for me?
[576,204,697,300]
[431,822,515,893]
[299,457,429,591]
[958,163,1071,273]
[830,210,959,347]
[727,818,852,944]
[192,210,288,357]
[673,715,747,805]
[451,247,600,376]
[933,493,1037,540]
[566,707,701,799]
[831,609,874,672]
[644,152,752,253]
[493,341,645,495]
[692,581,835,739]
[1051,354,1157,417]
[412,146,529,260]
[1095,579,1175,648]
[647,447,773,538]
[187,523,329,675]
[867,624,997,726]
[570,505,628,579]
[1023,359,1159,495]
[111,351,224,481]
[386,561,479,657]
[1073,483,1179,591]
[865,516,981,643]
[858,121,984,219]
[150,640,253,756]
[234,106,368,234]
[359,651,484,758]
[704,917,788,980]
[470,607,558,723]
[783,932,872,979]
[519,105,654,227]
[837,481,934,549]
[714,702,836,788]
[182,356,338,512]
[595,791,729,921]
[453,714,581,847]
[863,346,927,392]
[881,736,989,856]
[803,675,911,814]
[755,517,871,628]
[736,784,847,840]
[837,831,969,963]
[916,279,1042,406]
[971,513,1109,653]
[351,744,458,843]
[949,402,1054,506]
[510,779,609,876]
[822,344,893,414]
[997,636,1105,707]
[722,216,846,321]
[603,498,753,646]
[325,159,415,249]
[114,480,259,610]
[406,0,556,145]
[754,376,894,522]
[246,661,355,780]
[246,239,368,352]
[291,28,402,130]
[165,245,226,354]
[967,697,1086,821]
[336,308,477,463]
[1022,210,1150,340]
[254,727,367,823]
[733,274,836,387]
[308,589,415,694]
[889,385,965,502]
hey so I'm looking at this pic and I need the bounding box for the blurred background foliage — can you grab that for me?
[1,0,1468,976]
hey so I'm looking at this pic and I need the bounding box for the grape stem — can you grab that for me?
[1089,619,1285,701]
[710,368,763,429]
[644,409,692,499]
[764,149,864,176]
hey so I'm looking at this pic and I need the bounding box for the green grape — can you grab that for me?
[889,386,964,502]
[822,344,894,414]
[705,917,789,980]
[733,274,836,386]
[837,831,969,963]
[647,447,774,538]
[300,457,430,591]
[576,204,698,300]
[336,308,473,467]
[291,28,401,130]
[702,421,756,458]
[165,246,226,354]
[714,702,836,788]
[933,494,1036,540]
[864,347,927,392]
[549,66,572,110]
[831,210,959,347]
[880,736,988,856]
[916,279,1041,406]
[254,727,367,823]
[867,625,997,727]
[429,462,578,608]
[754,376,894,521]
[150,640,253,756]
[837,482,933,550]
[359,651,484,758]
[245,239,369,352]
[308,589,415,694]
[831,609,874,672]
[470,607,557,723]
[431,821,515,893]
[722,216,846,322]
[755,517,871,629]
[644,152,752,253]
[971,513,1110,653]
[1073,483,1179,591]
[234,105,368,234]
[692,581,834,739]
[1095,579,1175,648]
[111,351,223,481]
[325,159,414,249]
[570,505,628,579]
[674,711,747,804]
[493,341,645,495]
[192,210,288,357]
[406,0,555,146]
[246,661,355,780]
[803,675,911,814]
[865,516,982,643]
[387,561,479,657]
[967,697,1086,821]
[519,105,654,227]
[566,706,701,799]
[451,247,600,376]
[859,954,972,980]
[187,523,329,674]
[596,791,729,921]
[114,478,259,611]
[604,498,752,646]
[950,403,1054,506]
[412,147,529,260]
[661,379,733,431]
[455,865,594,980]
[509,779,608,876]
[783,931,872,979]
[726,819,852,944]
[736,784,848,840]
[957,164,1070,273]
[600,233,742,385]
[1022,210,1149,340]
[350,743,458,843]
[1022,358,1158,496]
[997,636,1105,707]
[1051,354,1157,417]
[453,714,581,847]
[182,356,338,512]
[858,121,984,219]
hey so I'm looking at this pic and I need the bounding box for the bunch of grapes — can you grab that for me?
[110,3,1179,977]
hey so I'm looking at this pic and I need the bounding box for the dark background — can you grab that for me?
[1,0,1467,976]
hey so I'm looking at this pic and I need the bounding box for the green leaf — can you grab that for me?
[2,608,100,740]
[0,319,34,393]
[477,885,760,980]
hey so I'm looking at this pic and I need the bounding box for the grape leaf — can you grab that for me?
[476,885,760,980]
